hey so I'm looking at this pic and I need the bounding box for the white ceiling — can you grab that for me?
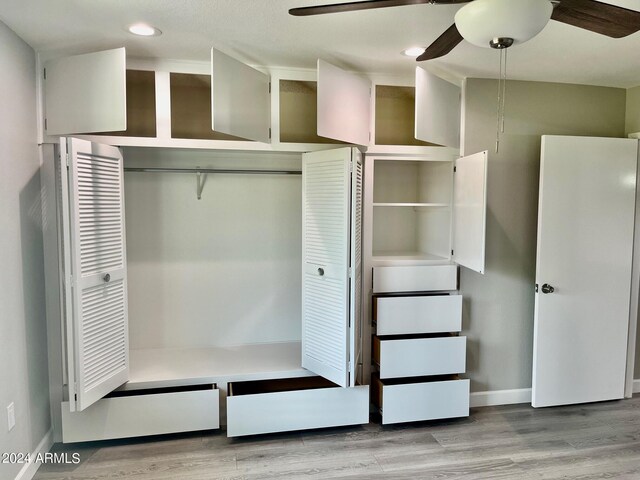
[1,0,640,88]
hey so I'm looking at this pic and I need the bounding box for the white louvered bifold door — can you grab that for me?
[349,150,363,387]
[302,147,354,388]
[63,137,129,412]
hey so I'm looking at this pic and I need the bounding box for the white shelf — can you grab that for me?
[372,251,452,267]
[123,342,313,390]
[373,202,450,208]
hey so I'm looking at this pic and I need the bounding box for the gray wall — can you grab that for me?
[627,85,640,136]
[0,20,50,480]
[461,78,626,393]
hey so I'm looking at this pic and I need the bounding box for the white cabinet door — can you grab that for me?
[532,136,638,408]
[452,150,488,274]
[45,48,127,135]
[317,60,371,146]
[211,48,270,143]
[349,149,363,386]
[302,147,358,388]
[415,67,460,148]
[60,137,129,412]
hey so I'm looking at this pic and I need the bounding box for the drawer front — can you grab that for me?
[373,265,457,293]
[374,336,466,379]
[61,388,220,443]
[375,295,462,335]
[227,385,369,437]
[382,379,469,425]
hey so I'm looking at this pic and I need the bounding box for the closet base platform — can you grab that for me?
[227,377,369,437]
[61,384,219,443]
[372,375,469,425]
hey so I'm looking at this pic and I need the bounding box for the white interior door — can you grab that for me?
[45,48,126,135]
[61,137,129,412]
[302,147,355,388]
[453,150,488,274]
[532,135,638,408]
[349,150,363,387]
[415,67,460,148]
[317,60,371,146]
[211,48,270,143]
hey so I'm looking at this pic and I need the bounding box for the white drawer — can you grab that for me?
[227,377,369,437]
[375,295,462,335]
[61,385,219,443]
[373,265,457,293]
[372,376,469,425]
[373,336,466,378]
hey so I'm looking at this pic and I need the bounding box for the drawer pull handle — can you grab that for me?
[318,268,325,276]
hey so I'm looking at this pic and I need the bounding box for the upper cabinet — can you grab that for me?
[415,67,461,149]
[210,48,270,143]
[317,60,371,146]
[42,49,462,151]
[45,48,127,135]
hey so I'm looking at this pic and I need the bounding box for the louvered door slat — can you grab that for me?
[65,137,129,412]
[302,148,354,388]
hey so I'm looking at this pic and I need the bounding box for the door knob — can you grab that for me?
[541,283,554,294]
[103,273,111,283]
[317,268,325,276]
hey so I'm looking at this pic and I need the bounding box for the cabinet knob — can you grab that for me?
[103,273,111,283]
[541,283,554,294]
[317,268,325,276]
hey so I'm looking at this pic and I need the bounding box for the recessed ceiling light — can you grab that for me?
[128,23,162,37]
[402,47,425,57]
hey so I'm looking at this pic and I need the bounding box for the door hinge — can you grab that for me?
[65,153,70,168]
[268,127,272,140]
[268,82,271,94]
[44,118,47,131]
[451,249,454,256]
[535,283,539,293]
[454,166,457,173]
[348,361,352,372]
[348,267,353,278]
[43,68,46,80]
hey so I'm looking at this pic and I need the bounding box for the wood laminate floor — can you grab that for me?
[35,396,640,480]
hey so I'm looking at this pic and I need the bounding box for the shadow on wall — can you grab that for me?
[19,170,50,444]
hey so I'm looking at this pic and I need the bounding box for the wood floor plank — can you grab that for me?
[33,396,640,480]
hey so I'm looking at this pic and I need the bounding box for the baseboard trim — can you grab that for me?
[470,388,532,408]
[14,428,54,480]
[633,379,640,394]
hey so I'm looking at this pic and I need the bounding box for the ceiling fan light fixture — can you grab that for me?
[454,0,552,49]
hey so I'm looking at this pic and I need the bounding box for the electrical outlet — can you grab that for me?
[7,403,15,431]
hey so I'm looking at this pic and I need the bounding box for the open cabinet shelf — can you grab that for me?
[372,158,454,263]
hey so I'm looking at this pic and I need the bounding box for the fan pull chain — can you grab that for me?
[495,47,508,153]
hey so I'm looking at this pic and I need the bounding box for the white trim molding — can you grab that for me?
[470,388,532,408]
[14,428,54,480]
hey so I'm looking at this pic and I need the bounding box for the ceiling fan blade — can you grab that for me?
[289,0,470,17]
[551,0,640,38]
[416,23,463,61]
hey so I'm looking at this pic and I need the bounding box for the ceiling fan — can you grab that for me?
[289,0,640,61]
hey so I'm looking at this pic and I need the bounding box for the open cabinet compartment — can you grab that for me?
[374,85,433,147]
[372,159,453,263]
[227,377,369,437]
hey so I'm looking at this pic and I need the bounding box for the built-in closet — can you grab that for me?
[41,47,488,442]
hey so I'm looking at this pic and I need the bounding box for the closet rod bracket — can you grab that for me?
[196,167,207,200]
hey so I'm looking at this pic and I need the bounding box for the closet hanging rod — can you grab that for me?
[124,167,301,175]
